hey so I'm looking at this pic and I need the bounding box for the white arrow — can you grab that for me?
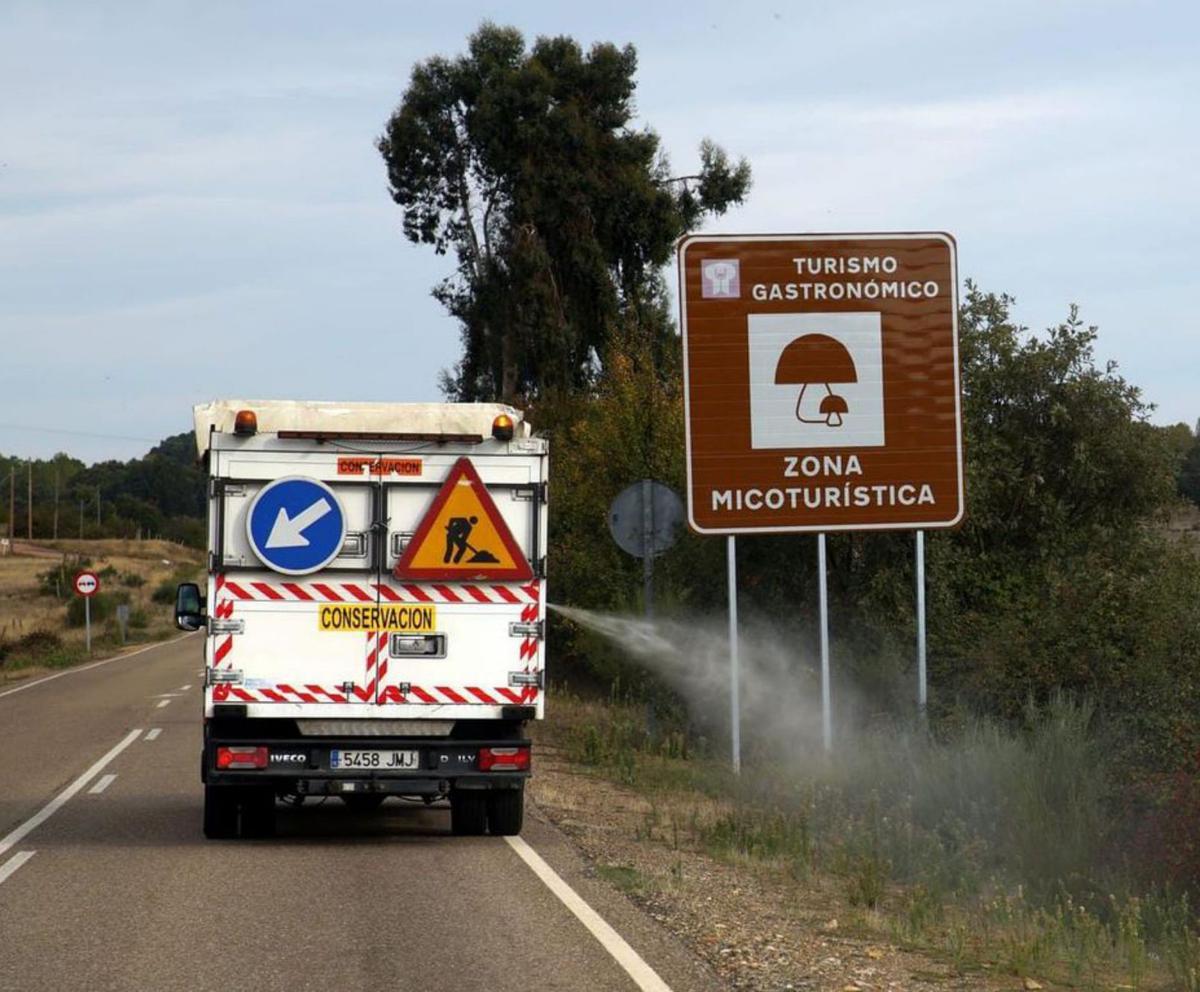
[265,498,333,549]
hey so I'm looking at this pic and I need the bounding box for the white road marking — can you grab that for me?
[88,774,117,795]
[144,728,162,741]
[153,693,182,699]
[179,684,193,691]
[0,729,142,858]
[505,835,673,992]
[0,634,196,701]
[0,851,36,887]
[156,699,171,709]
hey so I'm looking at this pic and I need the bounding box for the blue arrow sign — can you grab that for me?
[245,477,347,575]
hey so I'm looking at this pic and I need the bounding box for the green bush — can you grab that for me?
[0,629,70,669]
[66,590,130,627]
[151,580,177,605]
[16,630,64,656]
[120,572,145,588]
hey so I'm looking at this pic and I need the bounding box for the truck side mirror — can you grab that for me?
[175,582,206,632]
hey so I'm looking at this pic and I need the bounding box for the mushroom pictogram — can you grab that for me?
[818,392,849,427]
[774,333,857,427]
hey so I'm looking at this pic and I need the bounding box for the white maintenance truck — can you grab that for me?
[175,400,547,839]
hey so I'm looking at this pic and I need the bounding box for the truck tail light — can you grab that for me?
[216,746,268,770]
[478,746,530,772]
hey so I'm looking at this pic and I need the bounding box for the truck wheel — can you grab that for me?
[487,787,524,836]
[203,785,238,839]
[341,794,386,812]
[239,787,277,839]
[450,790,488,836]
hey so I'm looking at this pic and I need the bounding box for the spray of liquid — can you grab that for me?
[548,604,1111,902]
[548,603,829,753]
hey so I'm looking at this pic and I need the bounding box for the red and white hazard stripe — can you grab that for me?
[213,683,539,706]
[207,574,542,707]
[219,579,540,605]
[212,573,236,667]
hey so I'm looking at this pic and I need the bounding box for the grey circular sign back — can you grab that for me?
[608,480,684,558]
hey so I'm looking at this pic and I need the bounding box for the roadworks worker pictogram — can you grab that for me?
[444,515,500,564]
[395,457,533,581]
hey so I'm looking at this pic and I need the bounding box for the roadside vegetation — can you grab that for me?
[537,691,1200,990]
[0,539,203,682]
[533,287,1200,987]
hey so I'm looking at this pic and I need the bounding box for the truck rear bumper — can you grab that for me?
[203,736,530,792]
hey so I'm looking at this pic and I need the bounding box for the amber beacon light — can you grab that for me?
[234,409,258,436]
[491,414,514,441]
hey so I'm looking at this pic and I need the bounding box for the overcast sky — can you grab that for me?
[2,0,1196,463]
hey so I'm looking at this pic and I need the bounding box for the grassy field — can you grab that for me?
[534,690,1200,991]
[0,539,204,684]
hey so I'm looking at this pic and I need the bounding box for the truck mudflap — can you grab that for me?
[202,737,531,795]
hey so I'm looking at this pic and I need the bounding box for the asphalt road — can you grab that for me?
[0,635,721,992]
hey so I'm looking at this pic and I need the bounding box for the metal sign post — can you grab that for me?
[116,603,130,645]
[727,535,741,774]
[916,530,927,719]
[642,479,654,618]
[817,533,832,752]
[73,570,99,656]
[609,480,686,747]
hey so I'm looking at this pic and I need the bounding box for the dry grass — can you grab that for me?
[0,540,203,683]
[35,538,200,561]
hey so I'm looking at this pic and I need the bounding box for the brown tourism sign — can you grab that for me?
[678,233,963,533]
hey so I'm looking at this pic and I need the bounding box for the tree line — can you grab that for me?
[0,432,205,547]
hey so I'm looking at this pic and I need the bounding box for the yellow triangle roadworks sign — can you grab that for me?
[393,457,533,582]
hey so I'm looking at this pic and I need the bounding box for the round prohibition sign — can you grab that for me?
[73,570,100,597]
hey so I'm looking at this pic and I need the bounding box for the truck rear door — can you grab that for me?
[208,452,386,708]
[375,453,545,713]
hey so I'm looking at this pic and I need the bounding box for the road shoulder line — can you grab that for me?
[0,728,142,858]
[0,851,36,886]
[505,834,672,992]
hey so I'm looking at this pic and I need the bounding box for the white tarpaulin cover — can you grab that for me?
[193,399,529,454]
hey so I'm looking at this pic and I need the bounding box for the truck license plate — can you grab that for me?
[329,749,419,770]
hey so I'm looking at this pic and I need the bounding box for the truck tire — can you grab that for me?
[487,787,524,836]
[203,785,238,839]
[450,790,488,836]
[239,787,277,839]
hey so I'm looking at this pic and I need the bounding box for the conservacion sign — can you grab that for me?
[678,233,963,533]
[318,604,437,633]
